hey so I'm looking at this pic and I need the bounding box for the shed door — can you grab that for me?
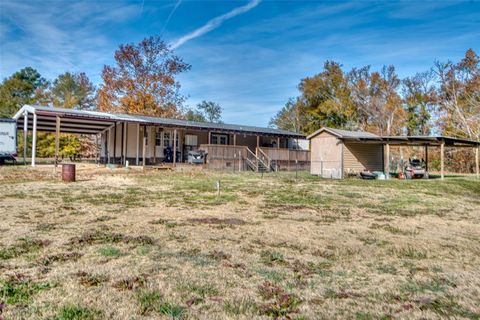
[310,134,342,178]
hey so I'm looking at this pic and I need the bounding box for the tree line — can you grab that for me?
[270,49,480,141]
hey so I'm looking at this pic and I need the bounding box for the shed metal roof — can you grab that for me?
[306,127,381,140]
[13,105,304,138]
[307,127,479,147]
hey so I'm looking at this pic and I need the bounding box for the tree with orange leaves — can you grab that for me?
[98,36,191,117]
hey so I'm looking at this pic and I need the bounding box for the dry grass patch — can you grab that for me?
[0,167,479,319]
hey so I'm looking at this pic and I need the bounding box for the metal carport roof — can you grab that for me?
[13,105,305,138]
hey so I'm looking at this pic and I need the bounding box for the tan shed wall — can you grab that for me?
[310,131,342,176]
[343,142,383,173]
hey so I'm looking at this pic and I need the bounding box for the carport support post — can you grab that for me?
[136,123,140,166]
[424,145,428,172]
[31,112,37,167]
[107,128,111,164]
[153,128,157,164]
[385,143,390,179]
[475,146,479,179]
[55,116,60,168]
[23,112,28,165]
[121,122,126,165]
[173,129,177,167]
[113,123,117,164]
[142,126,146,169]
[440,141,445,180]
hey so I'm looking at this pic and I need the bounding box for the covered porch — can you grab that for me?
[13,105,308,171]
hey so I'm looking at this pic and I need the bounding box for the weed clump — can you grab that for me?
[260,250,286,266]
[137,290,185,317]
[0,238,51,260]
[75,271,109,287]
[56,304,103,320]
[0,273,52,305]
[113,275,147,291]
[38,252,83,266]
[257,281,302,318]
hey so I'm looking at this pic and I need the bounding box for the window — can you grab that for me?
[211,133,229,145]
[164,132,171,147]
[163,131,179,148]
[155,132,161,146]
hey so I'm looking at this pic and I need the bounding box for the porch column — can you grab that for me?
[440,141,445,180]
[277,137,280,149]
[31,112,37,167]
[113,123,117,164]
[105,130,109,164]
[123,122,127,165]
[475,146,479,179]
[152,128,156,165]
[424,145,428,173]
[95,134,99,165]
[179,130,183,162]
[107,127,111,164]
[256,135,260,148]
[384,143,390,178]
[136,123,140,165]
[55,116,60,168]
[23,112,28,165]
[142,126,147,168]
[208,131,211,144]
[173,129,177,166]
[233,134,236,146]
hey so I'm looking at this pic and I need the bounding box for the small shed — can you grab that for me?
[307,127,480,179]
[307,127,383,178]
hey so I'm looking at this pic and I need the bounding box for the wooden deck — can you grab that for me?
[199,144,310,171]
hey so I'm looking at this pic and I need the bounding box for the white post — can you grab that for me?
[123,122,127,165]
[385,143,390,179]
[440,141,445,180]
[475,146,478,179]
[23,112,28,165]
[107,127,112,164]
[55,116,60,168]
[31,112,37,167]
[136,123,140,165]
[173,129,177,166]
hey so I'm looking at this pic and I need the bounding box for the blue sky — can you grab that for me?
[1,0,479,127]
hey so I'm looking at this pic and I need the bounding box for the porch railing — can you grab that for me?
[199,144,310,171]
[258,147,310,162]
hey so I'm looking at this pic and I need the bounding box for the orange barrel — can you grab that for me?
[62,164,76,182]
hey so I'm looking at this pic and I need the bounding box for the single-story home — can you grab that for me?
[13,105,310,171]
[307,127,480,179]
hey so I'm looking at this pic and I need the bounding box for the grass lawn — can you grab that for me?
[0,165,479,319]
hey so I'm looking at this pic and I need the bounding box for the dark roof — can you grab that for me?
[13,105,304,138]
[307,127,479,147]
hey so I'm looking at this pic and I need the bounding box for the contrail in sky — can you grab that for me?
[161,0,182,35]
[170,0,261,49]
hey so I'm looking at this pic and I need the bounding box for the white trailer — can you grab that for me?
[0,118,17,164]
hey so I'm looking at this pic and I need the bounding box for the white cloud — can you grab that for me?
[170,0,261,49]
